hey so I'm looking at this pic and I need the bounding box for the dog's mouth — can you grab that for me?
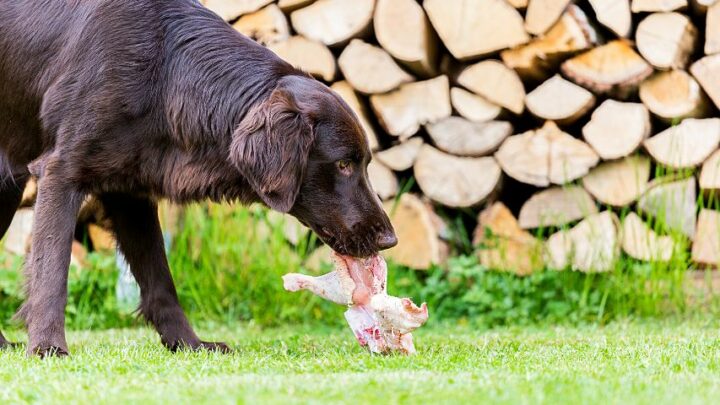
[302,222,379,258]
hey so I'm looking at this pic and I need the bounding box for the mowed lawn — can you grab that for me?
[2,319,720,404]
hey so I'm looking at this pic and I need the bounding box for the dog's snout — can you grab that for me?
[376,231,398,250]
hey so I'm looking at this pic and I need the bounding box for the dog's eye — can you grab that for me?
[336,159,353,175]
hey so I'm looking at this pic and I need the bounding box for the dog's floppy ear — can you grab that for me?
[230,87,314,213]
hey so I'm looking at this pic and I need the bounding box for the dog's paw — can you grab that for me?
[197,341,233,354]
[165,339,233,354]
[0,340,22,350]
[28,344,69,358]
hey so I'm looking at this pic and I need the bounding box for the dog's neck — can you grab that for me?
[136,4,305,204]
[160,3,297,150]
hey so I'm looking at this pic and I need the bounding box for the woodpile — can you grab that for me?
[638,70,709,122]
[637,177,697,239]
[635,12,697,70]
[643,118,720,168]
[622,212,677,262]
[205,0,720,271]
[3,207,88,268]
[414,145,502,207]
[10,0,720,274]
[457,60,526,114]
[587,0,631,38]
[474,202,543,276]
[495,121,599,187]
[582,100,650,159]
[518,186,597,229]
[582,156,651,206]
[546,211,620,272]
[381,194,449,270]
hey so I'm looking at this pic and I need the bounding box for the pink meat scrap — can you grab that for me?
[282,253,428,354]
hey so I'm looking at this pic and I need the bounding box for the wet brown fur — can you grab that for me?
[0,0,396,356]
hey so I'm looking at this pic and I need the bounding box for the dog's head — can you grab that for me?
[230,75,397,257]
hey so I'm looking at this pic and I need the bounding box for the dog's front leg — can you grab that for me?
[19,159,84,357]
[0,331,18,349]
[101,193,231,353]
[0,162,29,349]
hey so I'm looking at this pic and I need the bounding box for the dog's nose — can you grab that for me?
[376,232,398,250]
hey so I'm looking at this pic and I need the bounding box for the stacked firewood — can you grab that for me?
[6,0,720,274]
[195,0,720,273]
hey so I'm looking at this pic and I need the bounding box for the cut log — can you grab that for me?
[643,118,720,169]
[636,12,698,70]
[690,0,717,13]
[707,2,720,54]
[202,0,273,21]
[639,70,709,122]
[330,81,379,150]
[637,177,696,239]
[266,211,309,245]
[370,76,451,139]
[622,212,677,261]
[374,137,424,171]
[367,160,399,201]
[70,241,88,269]
[582,100,651,159]
[457,60,525,114]
[495,121,599,187]
[20,177,37,208]
[450,87,502,122]
[290,0,374,47]
[474,202,543,276]
[631,0,688,12]
[382,194,449,270]
[3,208,33,256]
[88,224,116,252]
[689,0,717,11]
[374,0,438,76]
[508,0,529,8]
[425,117,512,157]
[77,196,105,225]
[525,75,596,124]
[518,186,598,229]
[268,36,336,81]
[414,145,502,208]
[561,40,653,97]
[338,39,414,95]
[588,0,632,38]
[545,211,620,272]
[423,0,529,60]
[158,201,184,238]
[692,208,720,266]
[691,54,720,110]
[232,4,289,46]
[303,244,333,272]
[582,156,651,206]
[700,149,720,190]
[278,0,315,13]
[501,6,597,82]
[524,0,572,36]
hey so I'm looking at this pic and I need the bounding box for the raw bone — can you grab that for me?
[283,253,428,354]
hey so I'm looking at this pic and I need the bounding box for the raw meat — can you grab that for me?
[283,253,428,354]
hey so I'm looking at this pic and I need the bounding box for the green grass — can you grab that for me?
[2,318,720,404]
[4,202,719,331]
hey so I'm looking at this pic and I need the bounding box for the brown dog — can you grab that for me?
[0,0,396,356]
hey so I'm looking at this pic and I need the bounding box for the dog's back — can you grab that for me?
[0,0,284,168]
[0,0,156,164]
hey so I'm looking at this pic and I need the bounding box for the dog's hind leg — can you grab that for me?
[0,160,29,350]
[101,193,231,353]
